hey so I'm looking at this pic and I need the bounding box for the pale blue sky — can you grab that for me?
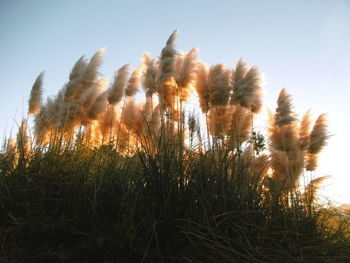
[0,0,349,203]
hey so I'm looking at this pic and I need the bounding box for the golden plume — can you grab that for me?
[231,63,263,113]
[299,109,312,150]
[309,113,328,154]
[176,48,198,102]
[108,64,130,105]
[207,64,231,107]
[125,65,142,97]
[305,113,328,171]
[28,71,44,115]
[4,138,18,169]
[195,62,210,113]
[274,88,297,126]
[303,176,329,203]
[16,119,31,157]
[88,90,109,120]
[79,77,107,125]
[64,56,88,102]
[157,30,179,111]
[81,48,106,95]
[141,53,158,97]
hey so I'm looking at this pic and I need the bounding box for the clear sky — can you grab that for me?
[1,0,349,204]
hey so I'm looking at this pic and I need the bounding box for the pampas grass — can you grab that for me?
[141,53,158,97]
[274,88,297,126]
[125,65,142,97]
[81,48,105,94]
[299,109,312,150]
[88,90,109,120]
[208,64,231,107]
[1,31,345,263]
[195,62,210,113]
[28,71,44,115]
[108,64,130,105]
[231,59,263,113]
[64,56,88,102]
[175,47,198,102]
[309,113,328,154]
[305,113,329,171]
[303,176,329,203]
[158,30,178,111]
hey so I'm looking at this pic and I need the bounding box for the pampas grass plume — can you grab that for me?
[274,88,297,126]
[158,30,178,84]
[108,64,130,105]
[141,53,158,97]
[64,56,88,102]
[81,48,106,93]
[28,71,44,115]
[208,64,231,106]
[177,48,198,87]
[195,62,210,113]
[177,48,198,101]
[125,65,142,97]
[303,176,329,203]
[299,109,312,150]
[231,64,263,113]
[89,91,109,120]
[309,113,328,154]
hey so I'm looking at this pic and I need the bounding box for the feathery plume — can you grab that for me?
[158,30,178,84]
[16,119,31,155]
[99,106,117,139]
[305,114,328,171]
[79,77,107,125]
[166,29,179,46]
[64,56,88,102]
[270,149,290,184]
[175,52,185,78]
[80,48,105,94]
[299,109,312,150]
[268,90,304,189]
[270,148,304,190]
[125,65,142,97]
[232,58,247,89]
[176,48,198,101]
[108,64,130,105]
[28,72,44,115]
[309,113,328,154]
[141,53,158,97]
[195,62,210,113]
[305,153,318,171]
[158,30,179,111]
[207,64,231,107]
[5,138,18,169]
[207,106,231,137]
[303,176,329,203]
[122,98,137,132]
[34,98,55,145]
[274,88,297,126]
[231,64,263,113]
[89,91,109,120]
[228,106,252,143]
